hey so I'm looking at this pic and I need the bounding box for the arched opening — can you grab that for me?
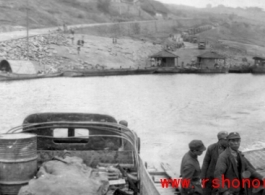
[0,60,12,73]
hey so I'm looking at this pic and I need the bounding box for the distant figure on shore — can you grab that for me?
[70,29,75,44]
[70,28,75,35]
[182,42,185,49]
[76,36,85,55]
[81,36,85,46]
[77,39,82,55]
[63,23,68,32]
[151,58,155,67]
[112,37,117,44]
[181,61,184,68]
[157,59,161,66]
[70,35,74,45]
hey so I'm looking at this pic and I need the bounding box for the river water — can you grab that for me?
[1,74,265,175]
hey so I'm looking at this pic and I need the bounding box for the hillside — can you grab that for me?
[165,4,265,60]
[1,0,265,73]
[0,0,161,29]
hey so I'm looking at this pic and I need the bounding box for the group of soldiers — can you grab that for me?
[180,131,265,195]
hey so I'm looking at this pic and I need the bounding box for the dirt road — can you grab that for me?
[0,20,156,42]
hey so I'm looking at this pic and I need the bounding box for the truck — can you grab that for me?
[198,41,206,49]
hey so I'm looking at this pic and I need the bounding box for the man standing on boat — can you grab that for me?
[119,120,138,152]
[119,120,131,150]
[201,131,229,195]
[214,132,264,195]
[180,140,206,195]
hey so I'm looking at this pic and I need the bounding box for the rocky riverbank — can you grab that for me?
[0,26,260,76]
[0,30,164,74]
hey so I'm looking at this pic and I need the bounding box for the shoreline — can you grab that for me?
[1,66,264,81]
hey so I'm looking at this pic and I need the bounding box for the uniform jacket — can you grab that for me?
[201,142,225,195]
[180,151,203,195]
[214,148,263,194]
[201,142,222,180]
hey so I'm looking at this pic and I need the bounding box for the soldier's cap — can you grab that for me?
[227,132,241,140]
[217,131,228,140]
[119,120,128,127]
[189,140,206,151]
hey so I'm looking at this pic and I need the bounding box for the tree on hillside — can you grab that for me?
[97,0,111,13]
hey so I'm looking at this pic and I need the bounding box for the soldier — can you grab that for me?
[201,131,229,195]
[119,120,128,128]
[180,140,206,195]
[119,120,133,151]
[119,120,140,154]
[214,132,264,195]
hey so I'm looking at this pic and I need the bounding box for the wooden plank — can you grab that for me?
[153,175,165,183]
[109,179,126,185]
[139,156,161,195]
[161,162,179,179]
[98,162,134,168]
[149,171,167,175]
[155,183,179,195]
[138,158,179,195]
[160,162,181,195]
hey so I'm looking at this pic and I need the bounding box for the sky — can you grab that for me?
[157,0,265,9]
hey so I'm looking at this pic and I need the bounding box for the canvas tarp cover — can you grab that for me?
[19,156,109,195]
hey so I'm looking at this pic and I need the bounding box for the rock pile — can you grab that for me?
[0,30,164,73]
[0,31,70,73]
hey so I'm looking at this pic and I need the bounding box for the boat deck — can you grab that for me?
[148,170,179,195]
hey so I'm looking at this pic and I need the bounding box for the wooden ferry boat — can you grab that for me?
[1,113,179,195]
[197,68,228,74]
[0,72,45,81]
[62,68,157,77]
[251,67,265,74]
[228,67,252,73]
[178,67,227,74]
[0,59,62,81]
[0,72,62,81]
[154,67,182,74]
